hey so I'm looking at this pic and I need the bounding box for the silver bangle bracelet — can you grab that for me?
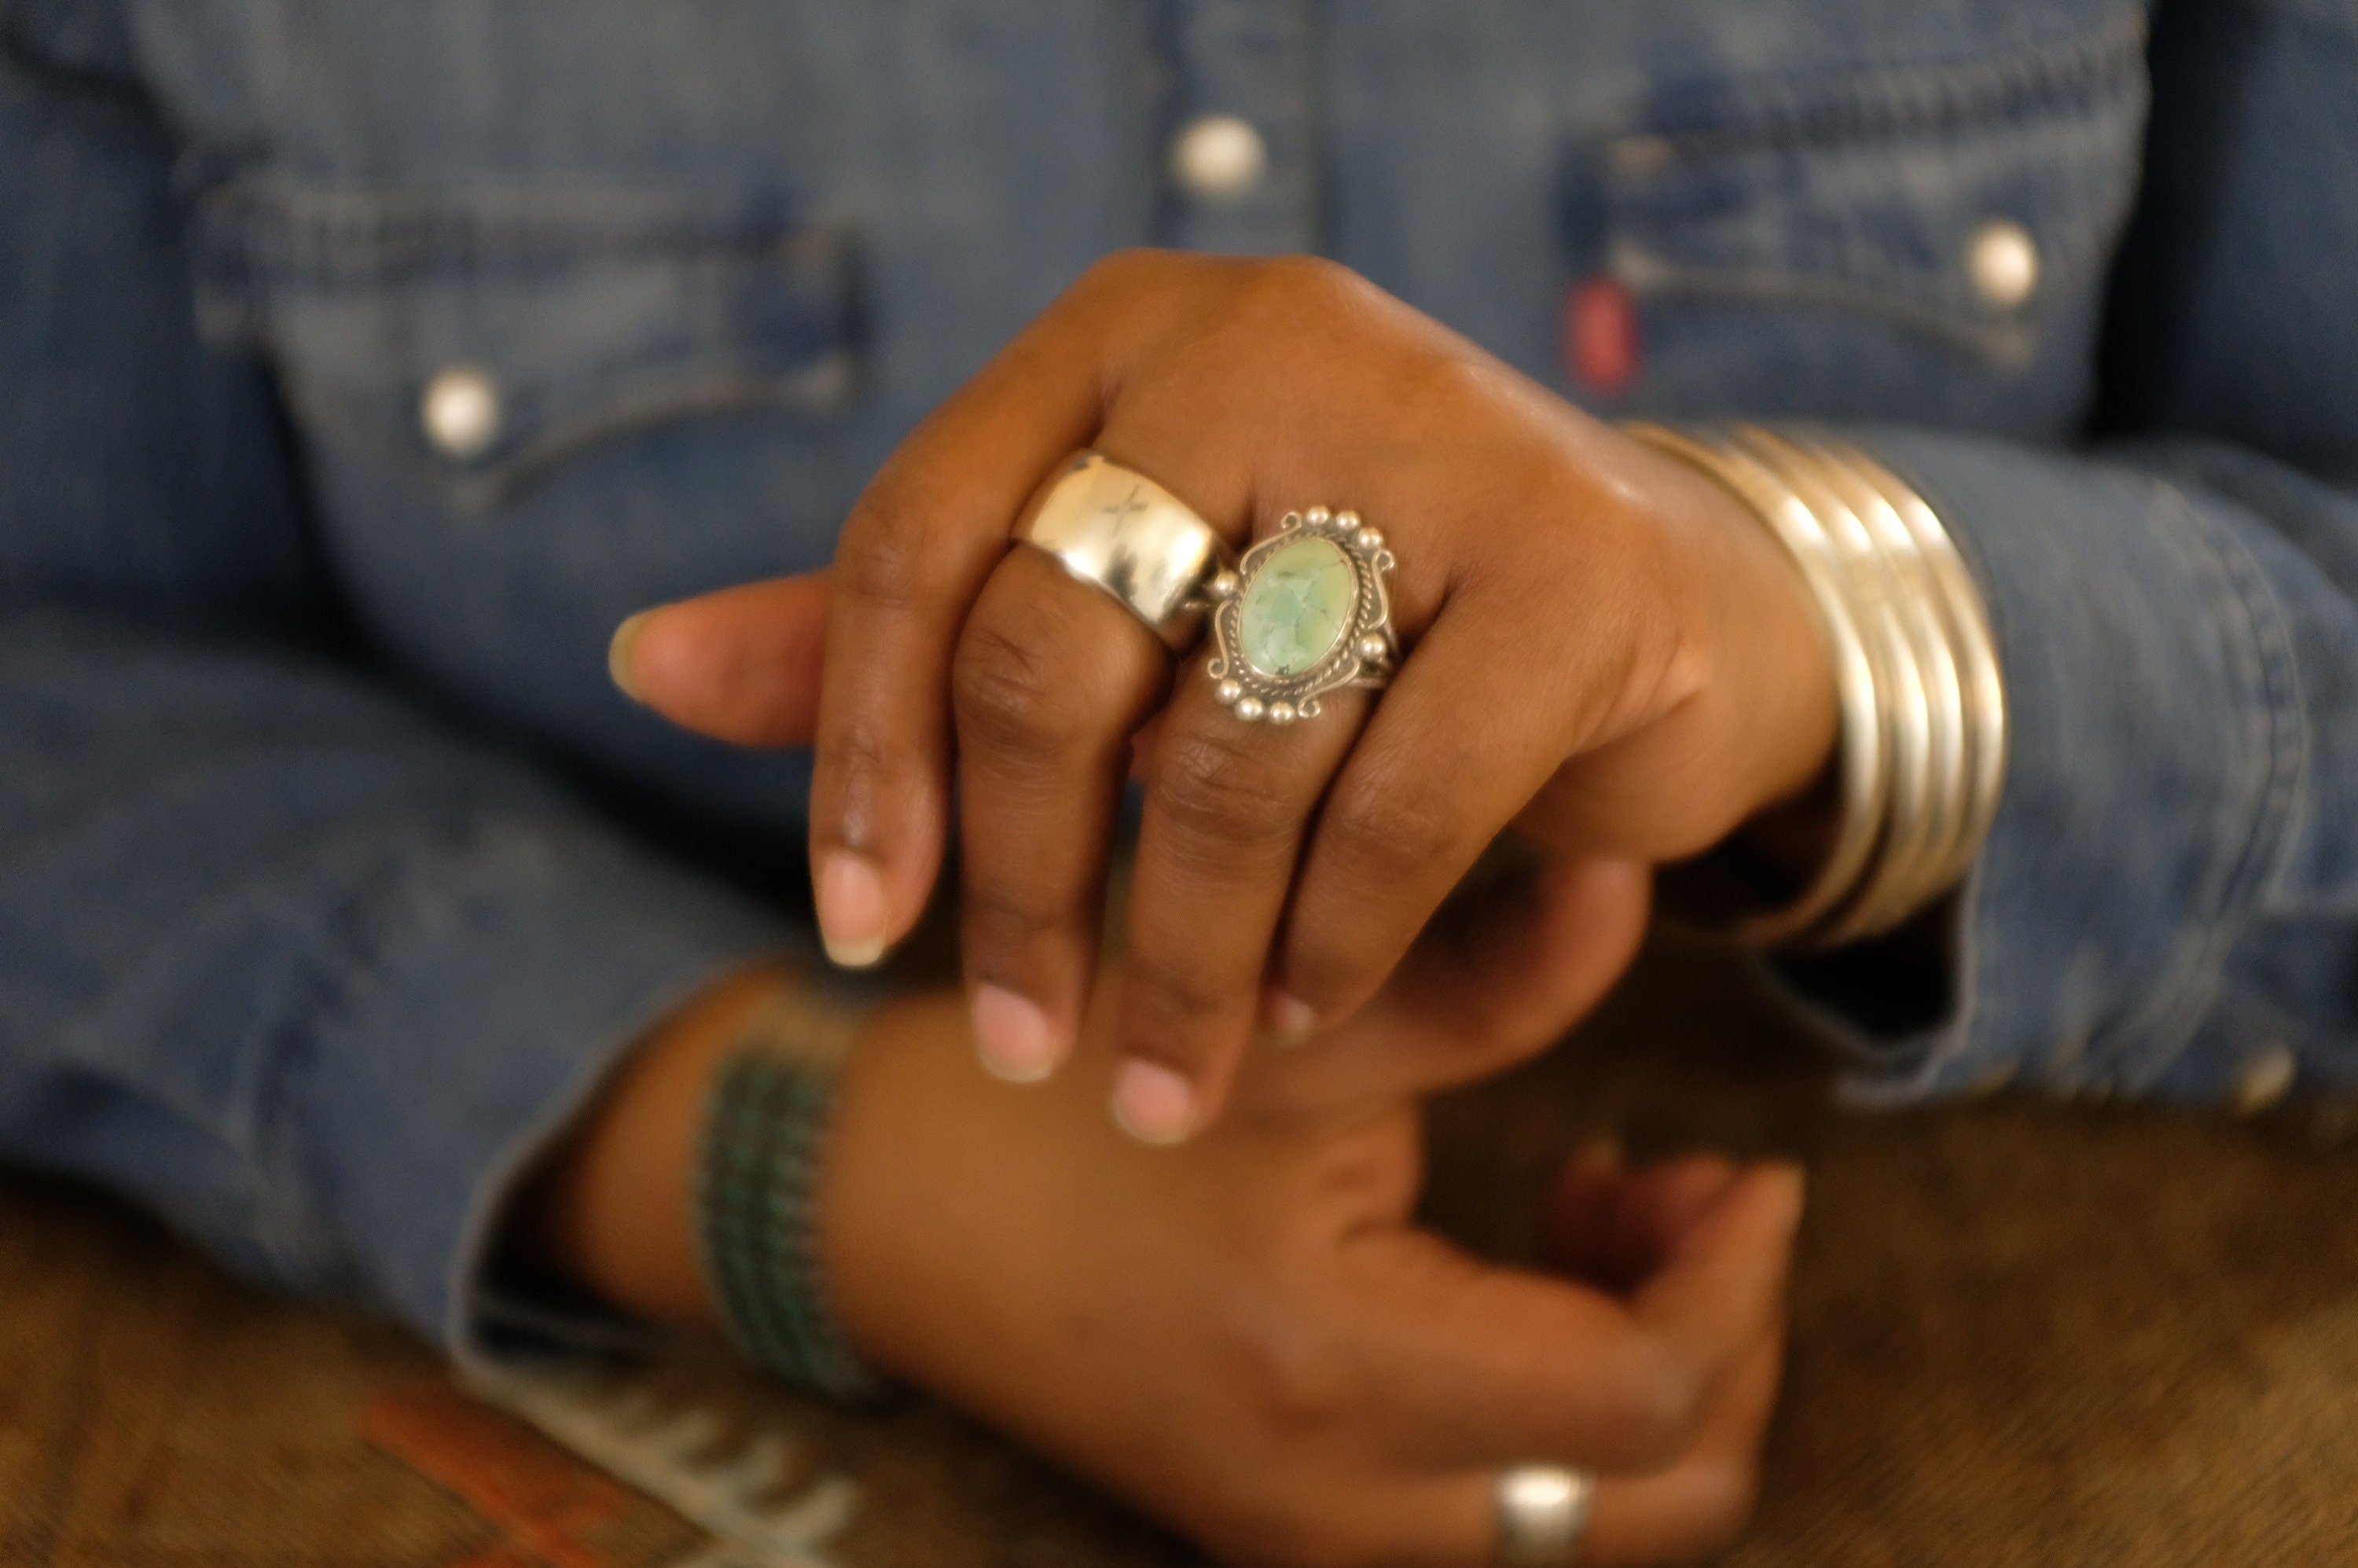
[1625,420,2007,949]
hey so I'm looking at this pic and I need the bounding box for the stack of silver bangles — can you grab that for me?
[1623,423,2006,949]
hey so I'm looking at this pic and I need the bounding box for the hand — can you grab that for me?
[615,585,1659,1120]
[614,250,1836,1141]
[531,965,1805,1568]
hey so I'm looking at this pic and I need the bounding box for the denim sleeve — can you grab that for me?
[0,20,796,1360]
[0,610,797,1357]
[1780,433,2358,1109]
[1780,0,2358,1109]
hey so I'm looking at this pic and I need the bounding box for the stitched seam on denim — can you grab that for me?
[271,358,853,512]
[1614,185,2125,294]
[2106,481,2308,1088]
[2134,490,2308,1085]
[193,183,847,285]
[1632,10,2147,159]
[1612,263,2044,365]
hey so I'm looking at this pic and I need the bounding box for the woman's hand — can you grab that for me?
[533,964,1805,1568]
[615,249,1835,1140]
[613,589,1657,1118]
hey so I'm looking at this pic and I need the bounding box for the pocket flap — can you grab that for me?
[191,179,858,507]
[1596,13,2148,365]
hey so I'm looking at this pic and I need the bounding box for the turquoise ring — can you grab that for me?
[1205,506,1398,724]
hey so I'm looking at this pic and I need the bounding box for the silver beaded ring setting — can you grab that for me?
[1206,505,1399,724]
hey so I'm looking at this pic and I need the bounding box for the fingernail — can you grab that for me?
[1111,1058,1198,1147]
[816,851,890,968]
[972,985,1062,1084]
[607,611,654,703]
[1262,990,1318,1046]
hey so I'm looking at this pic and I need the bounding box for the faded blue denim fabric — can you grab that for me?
[0,0,2352,1355]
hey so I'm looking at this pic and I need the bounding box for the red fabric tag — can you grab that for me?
[1564,277,1640,393]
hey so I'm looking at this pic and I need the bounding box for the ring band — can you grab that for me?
[1495,1465,1593,1565]
[1012,451,1232,651]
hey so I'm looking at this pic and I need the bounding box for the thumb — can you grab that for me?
[1241,851,1650,1114]
[609,571,832,747]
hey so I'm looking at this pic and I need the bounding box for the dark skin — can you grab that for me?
[530,958,1803,1568]
[613,250,1837,1144]
[582,250,1835,1562]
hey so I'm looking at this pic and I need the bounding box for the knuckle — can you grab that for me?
[1320,775,1460,892]
[819,714,910,844]
[1251,252,1364,309]
[1122,952,1236,1037]
[823,711,896,791]
[1233,1321,1358,1441]
[1148,727,1298,850]
[962,879,1078,957]
[1235,255,1405,348]
[953,617,1080,755]
[1390,343,1497,426]
[1607,1339,1711,1465]
[833,499,945,615]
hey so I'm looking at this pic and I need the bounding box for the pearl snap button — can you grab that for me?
[1170,114,1267,200]
[1967,218,2039,310]
[420,365,503,459]
[2232,1044,2297,1114]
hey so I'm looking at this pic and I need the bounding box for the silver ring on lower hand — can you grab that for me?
[1494,1464,1594,1565]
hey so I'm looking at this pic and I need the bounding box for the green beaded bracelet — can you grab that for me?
[695,983,887,1404]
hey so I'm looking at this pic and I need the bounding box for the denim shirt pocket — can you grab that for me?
[1583,11,2149,426]
[188,179,858,512]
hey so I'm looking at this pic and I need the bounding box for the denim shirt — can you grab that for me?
[2,0,2354,1357]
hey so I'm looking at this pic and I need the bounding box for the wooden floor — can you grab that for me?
[4,941,2356,1566]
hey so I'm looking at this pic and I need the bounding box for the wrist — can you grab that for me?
[520,961,795,1330]
[1627,422,2007,946]
[1653,444,1842,815]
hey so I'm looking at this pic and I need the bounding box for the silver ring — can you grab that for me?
[1012,451,1232,651]
[1205,505,1398,725]
[1494,1465,1593,1566]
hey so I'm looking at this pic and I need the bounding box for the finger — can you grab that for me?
[1270,604,1599,1037]
[1629,1160,1807,1357]
[806,256,1214,969]
[1240,852,1649,1116]
[1543,1151,1744,1294]
[1214,1332,1783,1568]
[1427,1327,1786,1568]
[1578,1325,1783,1564]
[609,573,832,747]
[1111,667,1370,1144]
[953,548,1170,1083]
[1334,1161,1804,1472]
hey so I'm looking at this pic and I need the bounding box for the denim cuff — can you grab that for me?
[1771,428,2310,1106]
[284,822,801,1368]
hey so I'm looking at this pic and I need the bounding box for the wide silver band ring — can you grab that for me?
[1494,1465,1594,1565]
[1012,451,1232,652]
[1205,505,1399,725]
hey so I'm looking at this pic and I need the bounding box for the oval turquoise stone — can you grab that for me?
[1238,535,1355,678]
